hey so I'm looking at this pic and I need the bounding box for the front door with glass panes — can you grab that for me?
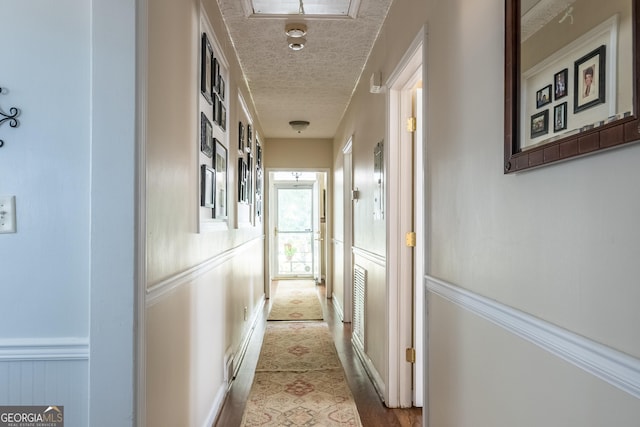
[274,183,315,278]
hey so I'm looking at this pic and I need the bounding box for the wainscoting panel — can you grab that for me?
[0,339,89,426]
[426,275,640,400]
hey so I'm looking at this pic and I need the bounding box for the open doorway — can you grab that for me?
[267,171,328,289]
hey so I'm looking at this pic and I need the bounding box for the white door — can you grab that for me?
[273,183,315,278]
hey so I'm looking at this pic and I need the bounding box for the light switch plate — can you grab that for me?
[0,196,16,233]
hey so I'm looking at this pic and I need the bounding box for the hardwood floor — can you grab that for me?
[213,281,423,426]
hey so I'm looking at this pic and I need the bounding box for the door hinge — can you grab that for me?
[405,231,416,247]
[406,117,417,132]
[406,347,416,363]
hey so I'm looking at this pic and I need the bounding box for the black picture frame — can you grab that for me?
[213,57,220,95]
[200,33,214,105]
[256,141,262,167]
[201,164,215,208]
[536,84,552,108]
[574,45,606,113]
[554,68,568,100]
[219,76,225,101]
[530,110,549,139]
[554,102,568,132]
[213,94,220,125]
[247,153,253,204]
[220,104,226,131]
[214,139,228,219]
[200,112,213,157]
[238,157,247,203]
[238,122,244,152]
[246,124,252,153]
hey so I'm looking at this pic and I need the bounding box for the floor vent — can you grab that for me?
[353,264,367,351]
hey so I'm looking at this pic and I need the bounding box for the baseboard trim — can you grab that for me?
[426,275,640,400]
[0,337,89,361]
[352,336,386,403]
[332,295,344,322]
[146,236,264,307]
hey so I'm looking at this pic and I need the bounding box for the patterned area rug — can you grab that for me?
[240,370,362,427]
[256,322,341,372]
[268,280,324,321]
[241,320,362,426]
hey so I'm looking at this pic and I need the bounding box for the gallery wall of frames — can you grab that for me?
[199,25,229,231]
[198,20,262,231]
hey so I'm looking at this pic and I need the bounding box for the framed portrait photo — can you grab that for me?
[530,110,549,139]
[200,33,214,105]
[536,84,552,108]
[554,68,568,100]
[574,45,606,113]
[553,102,567,132]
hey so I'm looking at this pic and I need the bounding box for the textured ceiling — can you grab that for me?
[216,0,393,138]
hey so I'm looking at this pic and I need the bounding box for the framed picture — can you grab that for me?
[200,33,214,105]
[247,153,253,204]
[220,104,227,131]
[200,113,213,157]
[530,110,549,139]
[213,58,220,95]
[536,84,552,108]
[554,68,568,100]
[256,142,262,167]
[574,45,606,113]
[200,164,215,208]
[246,124,252,153]
[554,102,567,132]
[214,139,227,219]
[238,122,244,152]
[238,158,247,203]
[219,76,225,101]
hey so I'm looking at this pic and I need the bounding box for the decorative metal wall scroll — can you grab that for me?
[0,86,20,148]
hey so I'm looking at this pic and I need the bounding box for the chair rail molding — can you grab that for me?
[426,275,640,400]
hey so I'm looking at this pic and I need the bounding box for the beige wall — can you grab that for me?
[333,0,640,424]
[145,0,266,425]
[264,137,333,170]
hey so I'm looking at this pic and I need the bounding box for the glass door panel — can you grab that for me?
[275,185,314,277]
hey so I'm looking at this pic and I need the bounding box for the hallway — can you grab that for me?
[214,281,422,427]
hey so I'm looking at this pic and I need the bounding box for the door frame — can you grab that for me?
[265,169,331,297]
[341,137,354,322]
[271,181,316,279]
[385,26,426,409]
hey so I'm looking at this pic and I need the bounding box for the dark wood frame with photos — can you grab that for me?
[504,0,640,174]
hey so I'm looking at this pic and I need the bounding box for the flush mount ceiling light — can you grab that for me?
[289,120,310,132]
[287,36,306,50]
[285,23,307,37]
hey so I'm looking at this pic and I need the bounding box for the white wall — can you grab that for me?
[0,2,92,425]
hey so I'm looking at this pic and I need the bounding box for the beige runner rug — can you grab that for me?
[256,322,341,372]
[240,321,362,426]
[267,280,324,321]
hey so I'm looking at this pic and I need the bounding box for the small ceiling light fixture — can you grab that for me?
[289,120,310,133]
[285,23,307,38]
[288,37,306,50]
[286,23,307,50]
